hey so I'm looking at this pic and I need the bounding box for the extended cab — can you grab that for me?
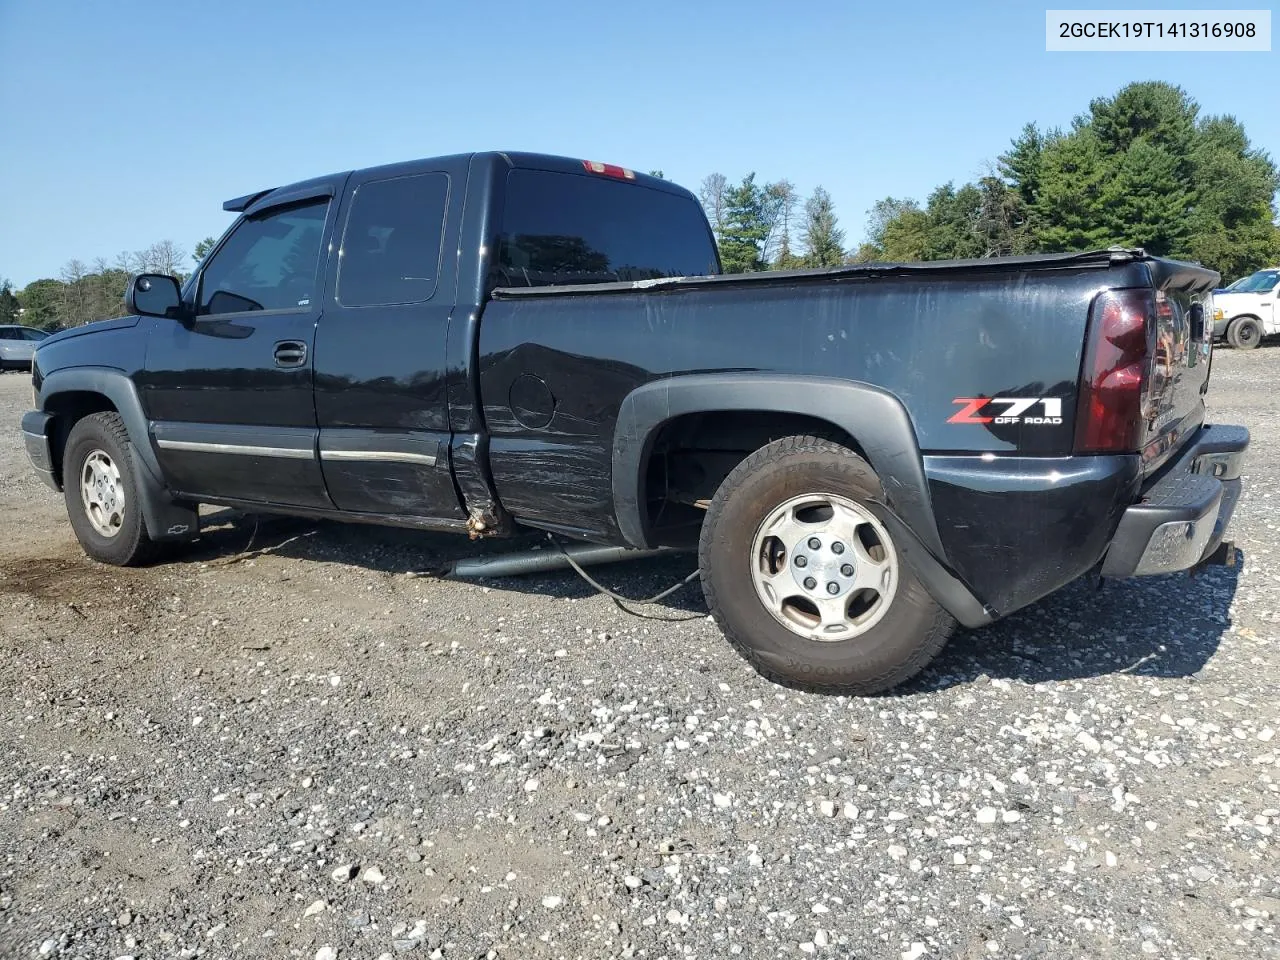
[20,151,1249,693]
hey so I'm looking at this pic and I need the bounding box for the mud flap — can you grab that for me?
[133,455,200,542]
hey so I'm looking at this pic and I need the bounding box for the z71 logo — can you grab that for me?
[948,397,1064,425]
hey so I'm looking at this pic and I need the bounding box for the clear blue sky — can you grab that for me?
[1,0,1276,287]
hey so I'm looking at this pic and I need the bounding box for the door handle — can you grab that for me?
[274,340,307,367]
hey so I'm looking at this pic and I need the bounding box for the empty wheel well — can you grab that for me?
[640,411,862,548]
[44,392,118,486]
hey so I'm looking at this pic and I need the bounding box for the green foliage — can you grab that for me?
[847,243,883,264]
[1033,128,1119,251]
[1088,81,1196,161]
[864,81,1280,279]
[193,236,216,264]
[1101,137,1192,252]
[1185,115,1280,279]
[717,173,773,273]
[999,123,1050,206]
[859,184,1028,262]
[17,279,64,331]
[801,186,845,267]
[861,198,924,261]
[15,239,191,330]
[768,180,800,268]
[921,183,985,260]
[975,177,1033,257]
[0,280,20,325]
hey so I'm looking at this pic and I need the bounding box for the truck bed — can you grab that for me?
[491,247,1161,298]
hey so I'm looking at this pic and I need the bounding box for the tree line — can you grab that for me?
[1,238,214,331]
[699,82,1278,281]
[4,81,1277,331]
[862,82,1279,279]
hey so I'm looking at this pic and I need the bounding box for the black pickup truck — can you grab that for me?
[21,151,1248,694]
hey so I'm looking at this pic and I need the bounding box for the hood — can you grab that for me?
[39,315,142,347]
[1214,291,1269,314]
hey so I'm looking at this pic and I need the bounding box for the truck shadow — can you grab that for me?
[908,555,1241,692]
[186,511,1241,690]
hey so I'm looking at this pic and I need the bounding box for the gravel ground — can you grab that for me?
[0,349,1277,960]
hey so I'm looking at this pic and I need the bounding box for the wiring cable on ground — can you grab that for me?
[546,534,705,621]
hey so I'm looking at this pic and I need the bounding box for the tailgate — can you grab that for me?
[1141,260,1217,475]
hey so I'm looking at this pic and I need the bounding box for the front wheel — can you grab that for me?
[62,412,160,566]
[699,435,955,695]
[1227,316,1262,350]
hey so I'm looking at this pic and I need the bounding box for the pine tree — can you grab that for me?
[0,280,20,325]
[801,187,846,267]
[718,174,772,273]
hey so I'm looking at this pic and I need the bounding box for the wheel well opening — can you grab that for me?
[44,392,118,486]
[640,411,861,548]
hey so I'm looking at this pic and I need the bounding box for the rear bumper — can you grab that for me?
[1101,424,1248,577]
[21,410,59,490]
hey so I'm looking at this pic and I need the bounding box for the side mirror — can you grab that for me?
[126,273,186,320]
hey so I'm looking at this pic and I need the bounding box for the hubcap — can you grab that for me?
[750,493,898,642]
[80,449,125,538]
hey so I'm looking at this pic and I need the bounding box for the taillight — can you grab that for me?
[582,160,637,181]
[1074,288,1154,454]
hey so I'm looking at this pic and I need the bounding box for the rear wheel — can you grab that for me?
[1227,316,1262,350]
[699,435,955,694]
[63,412,160,566]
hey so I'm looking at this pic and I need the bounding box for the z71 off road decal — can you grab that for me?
[948,397,1064,425]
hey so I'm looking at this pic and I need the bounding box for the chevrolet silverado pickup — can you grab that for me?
[20,151,1248,694]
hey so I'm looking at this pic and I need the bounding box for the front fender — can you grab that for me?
[39,366,163,481]
[37,366,198,541]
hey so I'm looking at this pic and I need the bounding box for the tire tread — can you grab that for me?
[699,434,955,695]
[63,411,160,566]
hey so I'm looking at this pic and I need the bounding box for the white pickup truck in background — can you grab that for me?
[1214,267,1280,349]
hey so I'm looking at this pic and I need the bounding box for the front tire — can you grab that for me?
[699,436,955,695]
[1227,316,1262,350]
[63,412,160,566]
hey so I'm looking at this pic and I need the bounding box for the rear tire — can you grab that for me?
[1227,316,1262,350]
[698,435,955,695]
[63,412,160,566]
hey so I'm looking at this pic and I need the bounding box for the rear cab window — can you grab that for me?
[493,169,719,288]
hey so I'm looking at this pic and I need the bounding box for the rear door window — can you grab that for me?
[337,173,449,307]
[495,169,718,287]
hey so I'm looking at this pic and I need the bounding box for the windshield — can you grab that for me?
[1232,270,1280,293]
